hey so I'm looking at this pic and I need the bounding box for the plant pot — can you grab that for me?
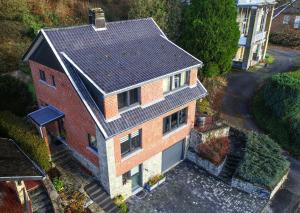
[145,177,166,192]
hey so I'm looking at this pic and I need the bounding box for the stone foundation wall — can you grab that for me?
[231,171,289,199]
[142,152,162,185]
[200,126,230,143]
[186,150,226,176]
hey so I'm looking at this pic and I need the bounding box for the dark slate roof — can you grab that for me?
[64,59,207,138]
[28,105,64,126]
[0,138,44,180]
[44,18,202,93]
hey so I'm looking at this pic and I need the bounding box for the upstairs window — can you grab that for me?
[120,130,141,157]
[163,71,189,94]
[163,108,187,134]
[39,70,46,82]
[294,16,300,29]
[283,15,290,25]
[51,75,56,87]
[118,88,140,110]
[88,134,97,152]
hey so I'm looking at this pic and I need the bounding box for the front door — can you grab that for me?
[131,165,142,192]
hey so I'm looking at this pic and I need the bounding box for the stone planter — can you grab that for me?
[145,177,166,192]
[186,150,226,177]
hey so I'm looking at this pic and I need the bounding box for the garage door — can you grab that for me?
[162,139,185,172]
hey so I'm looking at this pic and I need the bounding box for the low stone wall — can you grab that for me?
[186,150,226,176]
[231,171,289,199]
[200,125,230,143]
[43,176,64,213]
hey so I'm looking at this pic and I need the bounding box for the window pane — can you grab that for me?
[118,92,128,109]
[163,77,171,93]
[180,72,187,86]
[131,134,141,151]
[88,134,97,151]
[173,74,181,89]
[121,140,130,156]
[163,117,170,133]
[51,75,56,87]
[179,109,187,124]
[171,113,178,129]
[129,88,139,105]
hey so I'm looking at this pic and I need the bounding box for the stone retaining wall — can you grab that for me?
[186,150,226,176]
[200,125,230,143]
[231,171,289,199]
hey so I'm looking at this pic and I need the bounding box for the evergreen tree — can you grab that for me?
[128,0,182,41]
[180,0,240,77]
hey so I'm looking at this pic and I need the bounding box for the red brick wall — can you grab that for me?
[29,60,99,167]
[141,79,164,106]
[271,14,298,32]
[189,68,198,86]
[103,95,119,120]
[113,100,196,176]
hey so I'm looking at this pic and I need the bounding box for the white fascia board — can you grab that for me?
[41,29,108,139]
[151,17,167,38]
[23,33,44,61]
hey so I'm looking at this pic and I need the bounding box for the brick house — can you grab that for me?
[233,0,276,70]
[23,8,207,198]
[272,0,300,32]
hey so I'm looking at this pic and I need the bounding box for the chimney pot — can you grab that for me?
[89,8,106,29]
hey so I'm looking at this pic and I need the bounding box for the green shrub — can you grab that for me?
[0,111,50,171]
[265,54,274,64]
[237,132,290,190]
[0,75,34,116]
[53,177,64,193]
[147,174,164,186]
[270,30,300,48]
[113,195,127,213]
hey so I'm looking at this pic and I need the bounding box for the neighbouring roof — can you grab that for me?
[273,0,300,19]
[42,18,202,94]
[0,138,44,181]
[28,105,64,126]
[237,0,276,6]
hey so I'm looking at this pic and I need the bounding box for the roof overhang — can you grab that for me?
[28,105,64,127]
[22,31,44,62]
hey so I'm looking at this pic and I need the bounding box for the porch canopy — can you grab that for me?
[0,138,45,181]
[28,105,64,127]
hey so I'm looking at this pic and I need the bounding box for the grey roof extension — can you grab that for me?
[28,105,65,126]
[64,58,207,138]
[43,18,202,94]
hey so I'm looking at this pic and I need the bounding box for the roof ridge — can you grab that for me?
[42,17,154,32]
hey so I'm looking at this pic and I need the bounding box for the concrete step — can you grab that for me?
[29,186,54,213]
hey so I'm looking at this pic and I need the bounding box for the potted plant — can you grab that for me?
[145,174,166,192]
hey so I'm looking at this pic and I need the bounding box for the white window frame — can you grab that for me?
[283,15,290,25]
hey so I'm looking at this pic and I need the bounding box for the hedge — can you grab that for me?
[0,111,51,171]
[269,30,300,48]
[253,71,300,157]
[237,132,290,190]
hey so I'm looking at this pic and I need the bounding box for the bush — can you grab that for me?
[198,137,230,165]
[65,192,86,213]
[0,111,50,171]
[113,195,127,213]
[236,132,290,190]
[270,29,300,48]
[0,75,34,116]
[265,54,274,64]
[253,71,300,157]
[53,177,64,192]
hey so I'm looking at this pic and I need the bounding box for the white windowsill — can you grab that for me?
[39,80,56,89]
[86,146,98,156]
[121,148,143,162]
[162,124,188,139]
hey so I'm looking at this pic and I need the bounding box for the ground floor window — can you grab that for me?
[88,134,97,152]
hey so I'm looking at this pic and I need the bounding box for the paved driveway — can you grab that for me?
[127,162,266,213]
[220,46,300,213]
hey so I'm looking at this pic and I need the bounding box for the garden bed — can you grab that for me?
[233,132,290,198]
[145,175,166,192]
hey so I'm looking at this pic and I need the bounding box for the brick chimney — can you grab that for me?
[89,8,106,29]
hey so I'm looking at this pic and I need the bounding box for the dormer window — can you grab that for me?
[118,88,140,110]
[163,71,189,94]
